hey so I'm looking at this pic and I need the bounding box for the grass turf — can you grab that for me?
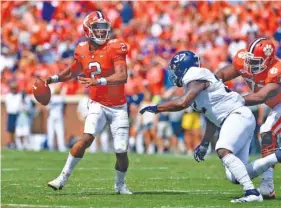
[1,150,281,208]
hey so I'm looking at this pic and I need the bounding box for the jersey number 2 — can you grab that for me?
[88,62,102,78]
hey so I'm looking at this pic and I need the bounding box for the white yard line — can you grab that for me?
[2,205,277,208]
[148,176,226,180]
[2,167,168,171]
[1,204,75,208]
[1,205,141,208]
[144,189,236,195]
[1,168,19,171]
[155,206,220,208]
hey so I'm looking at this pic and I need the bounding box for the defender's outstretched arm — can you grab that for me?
[243,83,281,106]
[140,81,209,114]
[157,81,209,112]
[215,64,240,82]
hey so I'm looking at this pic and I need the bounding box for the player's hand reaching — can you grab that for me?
[78,77,98,88]
[194,142,209,162]
[45,77,53,85]
[139,105,159,114]
[45,75,59,85]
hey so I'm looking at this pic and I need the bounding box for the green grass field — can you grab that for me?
[1,150,281,208]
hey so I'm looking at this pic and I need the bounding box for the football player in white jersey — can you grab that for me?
[140,51,281,203]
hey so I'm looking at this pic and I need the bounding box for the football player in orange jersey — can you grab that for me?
[46,11,132,194]
[216,37,281,199]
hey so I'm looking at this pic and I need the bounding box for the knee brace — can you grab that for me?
[261,132,277,157]
[114,127,129,153]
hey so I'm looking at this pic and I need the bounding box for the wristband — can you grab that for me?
[97,77,107,85]
[50,75,59,83]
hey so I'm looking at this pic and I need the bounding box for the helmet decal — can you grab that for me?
[263,44,273,57]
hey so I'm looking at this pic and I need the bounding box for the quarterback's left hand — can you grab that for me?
[78,77,98,88]
[194,143,209,162]
[139,105,158,114]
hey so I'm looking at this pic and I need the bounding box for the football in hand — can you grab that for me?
[33,78,51,106]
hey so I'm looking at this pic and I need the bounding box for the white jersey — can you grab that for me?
[182,67,245,127]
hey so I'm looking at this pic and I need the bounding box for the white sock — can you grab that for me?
[222,153,255,191]
[60,153,81,178]
[115,170,126,184]
[246,154,278,179]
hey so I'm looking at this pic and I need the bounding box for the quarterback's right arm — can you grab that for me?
[46,59,83,84]
[46,43,84,84]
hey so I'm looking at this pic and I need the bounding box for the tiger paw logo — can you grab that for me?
[270,67,278,75]
[263,44,273,57]
[238,51,247,59]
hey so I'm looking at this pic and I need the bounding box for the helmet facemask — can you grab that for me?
[168,63,187,87]
[244,52,267,74]
[87,20,111,45]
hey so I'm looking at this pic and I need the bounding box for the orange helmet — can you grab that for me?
[245,37,276,74]
[83,11,111,45]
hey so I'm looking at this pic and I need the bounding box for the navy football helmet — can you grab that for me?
[168,51,200,87]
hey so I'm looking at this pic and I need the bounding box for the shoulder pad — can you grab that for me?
[182,67,213,85]
[108,39,128,55]
[232,49,247,72]
[74,41,89,62]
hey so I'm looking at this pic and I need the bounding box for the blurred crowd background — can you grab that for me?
[2,1,281,154]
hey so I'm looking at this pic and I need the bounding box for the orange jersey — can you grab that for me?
[233,49,281,108]
[72,39,128,106]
